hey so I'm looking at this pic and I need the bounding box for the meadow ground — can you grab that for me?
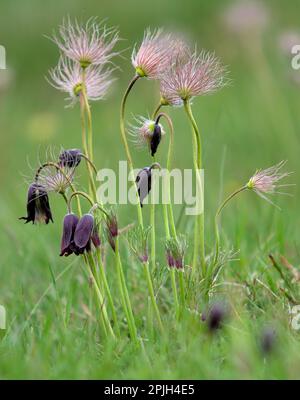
[1,0,300,379]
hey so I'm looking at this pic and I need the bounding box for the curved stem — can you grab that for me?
[67,191,94,213]
[183,100,205,275]
[214,186,247,265]
[79,153,98,175]
[120,75,143,227]
[152,102,163,120]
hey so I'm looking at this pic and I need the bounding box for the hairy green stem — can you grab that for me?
[115,237,138,343]
[96,248,120,337]
[183,100,205,275]
[143,262,164,333]
[120,75,143,227]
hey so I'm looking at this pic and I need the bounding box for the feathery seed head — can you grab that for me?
[48,57,114,106]
[132,28,185,79]
[129,116,165,155]
[247,161,292,206]
[52,17,119,68]
[160,49,227,106]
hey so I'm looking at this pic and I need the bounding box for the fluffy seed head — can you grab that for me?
[160,49,227,106]
[132,28,185,79]
[48,57,114,106]
[247,161,292,206]
[129,116,165,154]
[37,163,75,194]
[52,17,119,68]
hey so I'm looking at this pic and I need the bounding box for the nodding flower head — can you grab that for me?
[160,49,228,106]
[104,209,118,251]
[52,17,119,68]
[73,213,97,255]
[246,161,292,206]
[48,57,114,107]
[132,28,185,79]
[129,116,165,156]
[60,213,80,256]
[59,148,82,168]
[165,236,186,270]
[60,212,100,256]
[136,163,160,207]
[19,183,53,225]
[127,226,150,264]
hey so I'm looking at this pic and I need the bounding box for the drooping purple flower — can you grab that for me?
[132,28,184,79]
[136,167,152,207]
[247,161,292,206]
[19,183,53,224]
[129,117,165,155]
[52,17,119,68]
[74,213,95,254]
[160,49,227,106]
[60,213,80,256]
[59,148,82,168]
[48,57,114,107]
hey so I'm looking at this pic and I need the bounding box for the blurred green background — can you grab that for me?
[0,0,300,379]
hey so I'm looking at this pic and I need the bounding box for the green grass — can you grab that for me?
[1,0,300,379]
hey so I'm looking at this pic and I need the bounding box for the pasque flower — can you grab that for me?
[129,117,165,156]
[132,28,184,79]
[52,18,119,68]
[247,161,292,206]
[20,183,53,224]
[160,49,227,106]
[60,213,100,256]
[48,57,114,106]
[59,148,82,168]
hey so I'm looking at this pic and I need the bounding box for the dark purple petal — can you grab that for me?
[60,213,79,256]
[136,167,152,207]
[150,123,162,156]
[59,149,82,168]
[74,214,94,249]
[19,183,53,224]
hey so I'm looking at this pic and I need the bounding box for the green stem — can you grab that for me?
[96,248,120,337]
[86,253,115,339]
[183,100,205,275]
[150,156,156,270]
[67,190,94,213]
[115,237,138,343]
[143,262,164,333]
[80,72,97,200]
[120,75,143,227]
[178,270,185,308]
[214,186,247,266]
[170,269,180,318]
[156,112,177,238]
